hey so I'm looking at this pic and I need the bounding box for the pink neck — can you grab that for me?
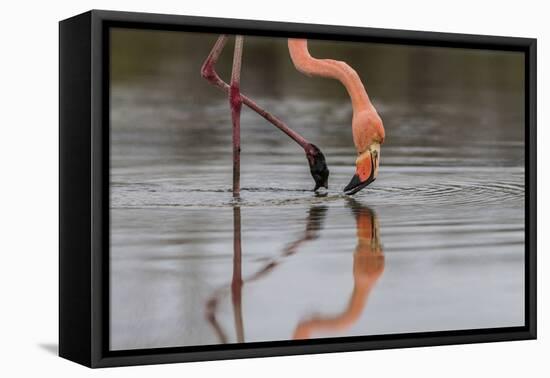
[288,39,372,114]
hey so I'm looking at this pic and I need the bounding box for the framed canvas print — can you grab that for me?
[59,10,537,368]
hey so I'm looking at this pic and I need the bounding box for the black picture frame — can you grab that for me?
[59,9,537,368]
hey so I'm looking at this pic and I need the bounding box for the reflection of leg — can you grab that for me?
[230,37,243,196]
[205,296,228,344]
[231,206,245,343]
[205,205,327,342]
[204,206,245,344]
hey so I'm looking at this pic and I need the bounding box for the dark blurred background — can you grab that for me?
[110,28,525,174]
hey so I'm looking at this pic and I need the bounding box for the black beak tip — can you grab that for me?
[344,174,375,195]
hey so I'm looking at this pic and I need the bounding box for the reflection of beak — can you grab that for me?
[344,145,379,195]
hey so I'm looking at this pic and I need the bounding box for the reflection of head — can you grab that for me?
[304,206,328,238]
[349,199,384,282]
[283,206,327,257]
[293,199,384,340]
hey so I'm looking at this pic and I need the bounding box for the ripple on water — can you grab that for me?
[110,166,524,210]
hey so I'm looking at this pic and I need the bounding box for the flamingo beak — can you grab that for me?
[344,144,380,195]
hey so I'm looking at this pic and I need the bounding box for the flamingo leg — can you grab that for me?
[230,36,244,196]
[201,35,309,148]
[201,35,329,190]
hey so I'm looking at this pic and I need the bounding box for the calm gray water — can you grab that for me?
[109,29,525,350]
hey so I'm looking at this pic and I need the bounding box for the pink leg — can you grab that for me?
[201,36,308,148]
[201,36,329,190]
[230,36,244,197]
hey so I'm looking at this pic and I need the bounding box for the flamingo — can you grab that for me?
[201,35,385,196]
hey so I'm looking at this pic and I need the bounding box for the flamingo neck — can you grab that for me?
[288,39,372,114]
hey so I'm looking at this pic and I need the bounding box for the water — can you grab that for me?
[109,29,525,350]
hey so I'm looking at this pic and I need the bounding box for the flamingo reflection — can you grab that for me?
[293,200,384,339]
[205,200,384,343]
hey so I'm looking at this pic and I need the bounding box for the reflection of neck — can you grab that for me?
[292,250,383,339]
[293,202,383,340]
[288,39,372,114]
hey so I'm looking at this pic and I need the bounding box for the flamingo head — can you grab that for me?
[344,111,384,195]
[305,144,330,191]
[344,143,380,195]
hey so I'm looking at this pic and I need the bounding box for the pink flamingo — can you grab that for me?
[201,36,385,196]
